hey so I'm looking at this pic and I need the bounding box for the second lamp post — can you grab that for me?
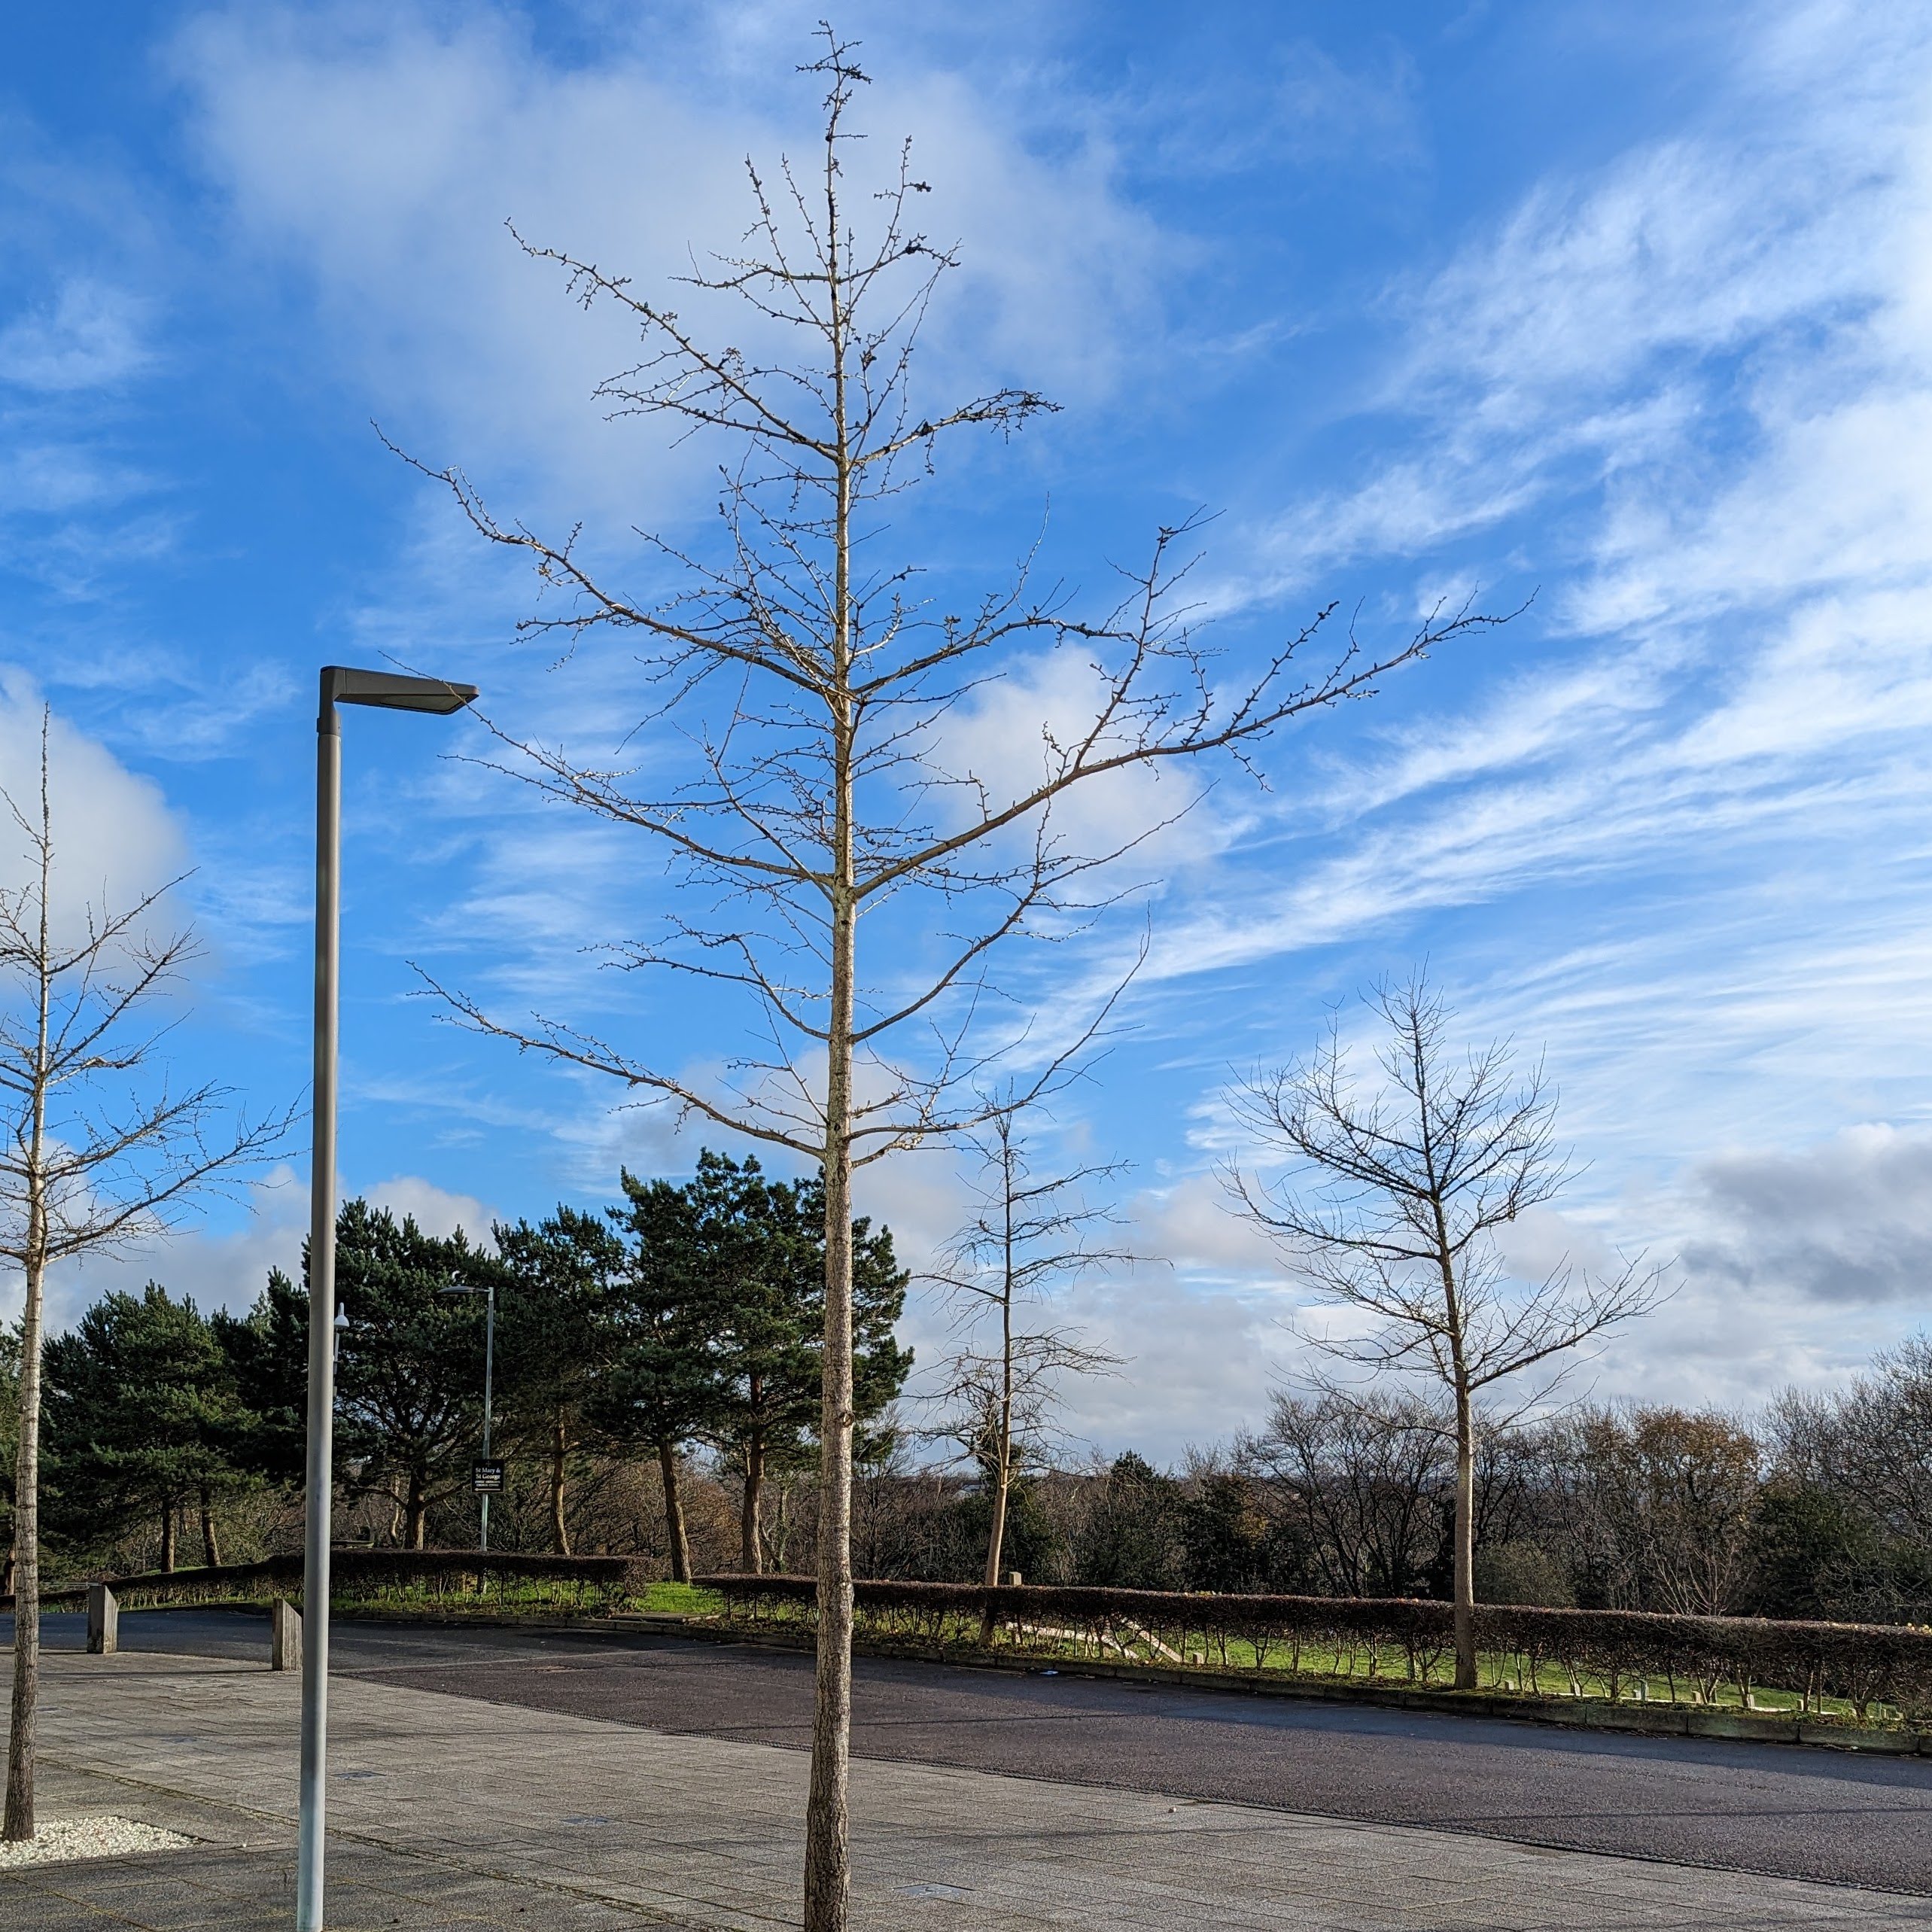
[442,1276,498,1552]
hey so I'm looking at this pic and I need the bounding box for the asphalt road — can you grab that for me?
[24,1608,1932,1895]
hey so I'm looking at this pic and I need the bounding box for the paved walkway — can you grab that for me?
[2,1649,1928,1930]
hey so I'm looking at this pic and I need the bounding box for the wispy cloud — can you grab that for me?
[0,279,154,392]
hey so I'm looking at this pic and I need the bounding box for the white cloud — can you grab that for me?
[14,1166,504,1340]
[23,1165,309,1337]
[0,671,190,948]
[171,3,1165,530]
[364,1173,497,1245]
[0,280,153,393]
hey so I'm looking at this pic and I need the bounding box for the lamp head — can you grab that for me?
[320,666,479,719]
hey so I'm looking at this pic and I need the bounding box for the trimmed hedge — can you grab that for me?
[695,1575,1932,1724]
[6,1548,647,1615]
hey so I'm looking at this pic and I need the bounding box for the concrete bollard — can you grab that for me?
[1004,1571,1023,1587]
[86,1583,118,1656]
[271,1597,302,1673]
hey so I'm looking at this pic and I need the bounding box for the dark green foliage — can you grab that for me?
[1181,1472,1275,1594]
[494,1206,626,1552]
[0,1322,19,1562]
[601,1161,735,1456]
[1074,1453,1188,1590]
[607,1151,911,1572]
[211,1269,309,1487]
[44,1283,251,1566]
[330,1199,497,1549]
[954,1477,1061,1582]
[1745,1479,1928,1623]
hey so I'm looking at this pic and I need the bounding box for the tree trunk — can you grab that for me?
[985,1216,1016,1591]
[1452,1381,1477,1690]
[160,1501,177,1574]
[657,1441,691,1584]
[805,749,857,1930]
[984,1467,1011,1589]
[549,1416,570,1555]
[4,1247,46,1842]
[807,1097,856,1931]
[765,1478,793,1571]
[980,1179,1018,1641]
[740,1432,765,1575]
[200,1486,222,1569]
[406,1473,427,1551]
[1429,1182,1479,1693]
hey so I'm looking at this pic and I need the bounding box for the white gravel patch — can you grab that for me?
[0,1815,193,1867]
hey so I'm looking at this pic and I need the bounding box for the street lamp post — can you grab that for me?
[441,1279,497,1553]
[300,666,476,1932]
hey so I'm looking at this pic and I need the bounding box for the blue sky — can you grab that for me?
[6,0,1932,1459]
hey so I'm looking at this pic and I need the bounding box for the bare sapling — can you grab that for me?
[406,36,1503,1928]
[0,716,288,1839]
[1225,972,1663,1690]
[926,1109,1127,1607]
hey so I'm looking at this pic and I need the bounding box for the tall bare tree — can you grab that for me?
[1225,973,1661,1690]
[926,1112,1125,1593]
[0,716,286,1839]
[409,40,1498,1927]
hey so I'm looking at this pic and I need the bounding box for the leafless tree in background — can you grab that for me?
[1777,1337,1932,1544]
[1244,1389,1450,1598]
[1225,972,1662,1690]
[1568,1407,1762,1616]
[926,1110,1127,1593]
[0,717,287,1840]
[407,40,1499,1927]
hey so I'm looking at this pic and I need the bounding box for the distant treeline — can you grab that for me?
[9,1154,1929,1629]
[838,1365,1932,1627]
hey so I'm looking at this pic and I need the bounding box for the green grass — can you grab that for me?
[630,1581,723,1614]
[712,1603,1892,1725]
[327,1578,723,1618]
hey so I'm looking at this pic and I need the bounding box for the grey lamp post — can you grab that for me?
[300,666,476,1932]
[440,1279,497,1553]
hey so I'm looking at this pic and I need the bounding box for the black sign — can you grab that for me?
[472,1460,505,1495]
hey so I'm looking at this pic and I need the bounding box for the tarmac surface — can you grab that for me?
[27,1607,1932,1895]
[6,1626,1931,1930]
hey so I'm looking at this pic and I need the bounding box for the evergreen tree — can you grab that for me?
[494,1206,625,1553]
[604,1152,912,1575]
[0,1326,20,1593]
[698,1154,911,1574]
[44,1283,248,1568]
[211,1268,309,1489]
[1074,1453,1187,1590]
[331,1200,496,1548]
[601,1169,727,1583]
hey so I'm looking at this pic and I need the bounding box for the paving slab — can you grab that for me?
[0,1649,1926,1930]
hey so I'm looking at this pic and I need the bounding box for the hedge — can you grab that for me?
[695,1575,1932,1724]
[5,1548,647,1615]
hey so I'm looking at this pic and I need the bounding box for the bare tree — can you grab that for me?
[0,717,288,1839]
[1225,972,1661,1690]
[1244,1388,1450,1598]
[1582,1406,1762,1617]
[925,1111,1126,1596]
[407,40,1499,1927]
